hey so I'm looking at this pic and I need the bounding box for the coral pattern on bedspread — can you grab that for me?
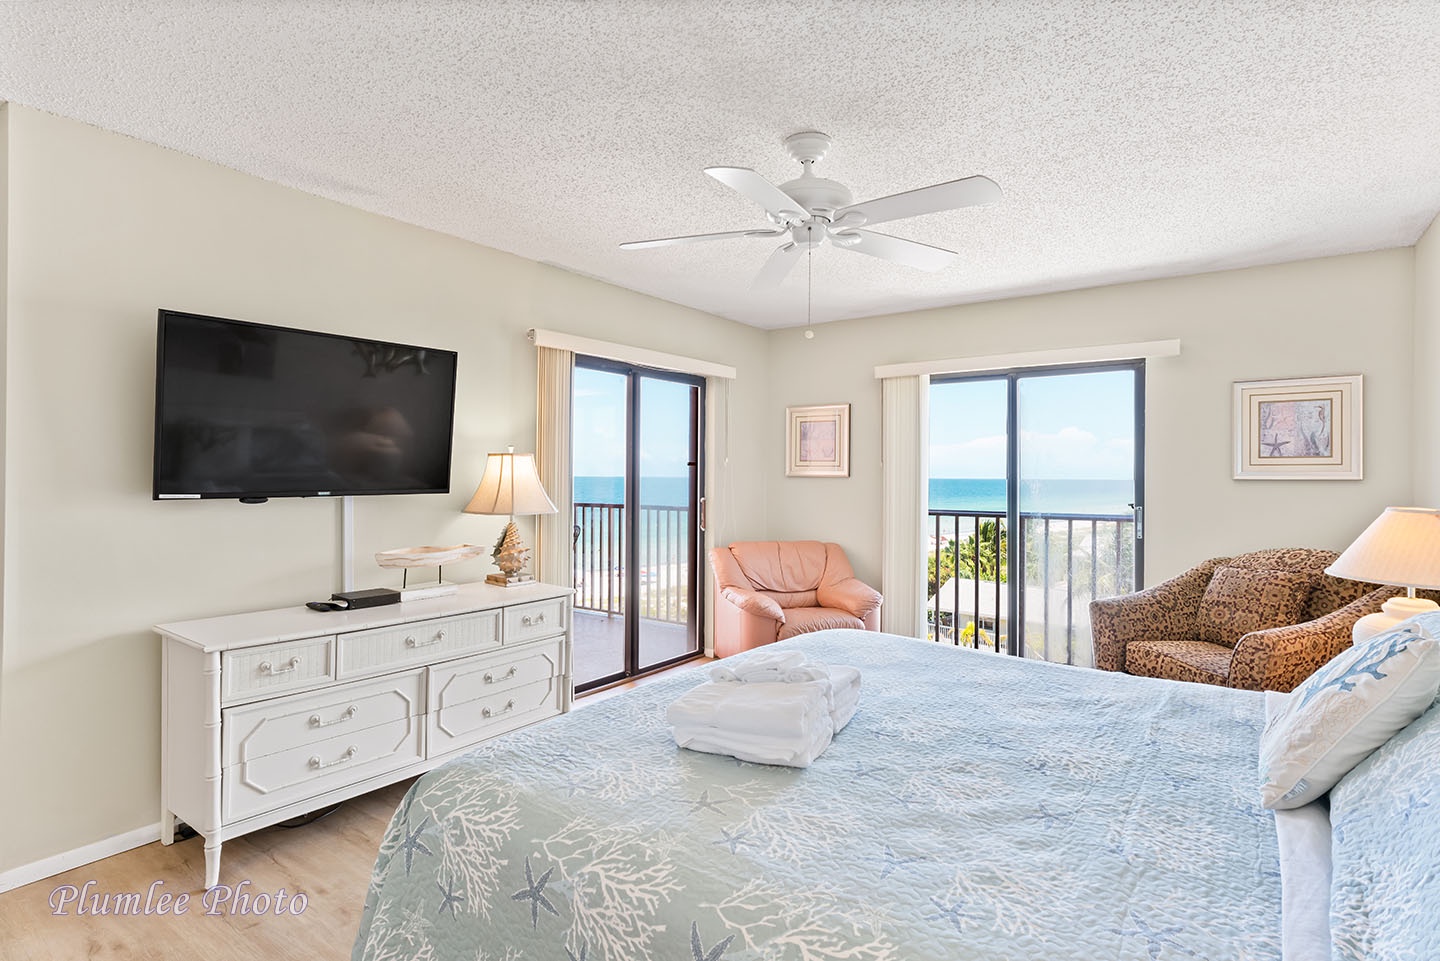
[352,629,1280,961]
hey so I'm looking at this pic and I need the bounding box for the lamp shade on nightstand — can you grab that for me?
[1326,507,1440,641]
[464,448,558,587]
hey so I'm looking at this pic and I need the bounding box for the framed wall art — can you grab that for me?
[786,403,850,477]
[1233,375,1362,480]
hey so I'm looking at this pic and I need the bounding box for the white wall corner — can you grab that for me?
[1413,213,1440,505]
[0,822,161,895]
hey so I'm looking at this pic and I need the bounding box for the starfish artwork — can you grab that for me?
[510,856,559,929]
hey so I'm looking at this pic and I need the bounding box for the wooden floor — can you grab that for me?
[0,658,707,960]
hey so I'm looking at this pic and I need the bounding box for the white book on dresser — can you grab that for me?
[156,580,573,889]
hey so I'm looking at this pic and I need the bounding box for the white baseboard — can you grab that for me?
[0,822,161,894]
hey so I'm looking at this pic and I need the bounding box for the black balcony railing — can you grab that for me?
[572,501,690,625]
[927,509,1135,666]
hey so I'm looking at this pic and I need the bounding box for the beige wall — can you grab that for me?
[763,251,1417,589]
[0,106,769,873]
[1413,214,1440,504]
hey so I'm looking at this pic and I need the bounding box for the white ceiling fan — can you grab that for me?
[620,131,1002,288]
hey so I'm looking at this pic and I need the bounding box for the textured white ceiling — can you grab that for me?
[3,1,1439,329]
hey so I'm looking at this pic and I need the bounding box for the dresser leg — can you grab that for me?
[204,840,222,889]
[160,809,175,846]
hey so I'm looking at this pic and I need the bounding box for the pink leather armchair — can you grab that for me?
[710,541,883,658]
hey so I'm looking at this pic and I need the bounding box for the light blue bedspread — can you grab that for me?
[353,630,1281,960]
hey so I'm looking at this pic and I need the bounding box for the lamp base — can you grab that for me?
[1352,596,1440,643]
[486,572,536,588]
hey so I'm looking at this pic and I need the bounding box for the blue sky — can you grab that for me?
[573,366,693,476]
[574,366,1136,481]
[929,370,1136,480]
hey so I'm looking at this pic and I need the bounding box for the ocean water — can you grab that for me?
[929,478,1133,516]
[575,476,1132,516]
[575,475,691,507]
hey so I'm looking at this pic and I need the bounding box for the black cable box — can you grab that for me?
[331,588,402,609]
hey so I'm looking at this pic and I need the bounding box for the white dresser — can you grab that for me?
[156,581,572,889]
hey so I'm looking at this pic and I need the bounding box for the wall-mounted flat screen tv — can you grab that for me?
[153,310,458,500]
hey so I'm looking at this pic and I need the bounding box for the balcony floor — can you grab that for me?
[573,609,696,687]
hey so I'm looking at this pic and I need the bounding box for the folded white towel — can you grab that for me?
[673,719,834,768]
[665,680,830,739]
[832,683,860,732]
[709,649,810,683]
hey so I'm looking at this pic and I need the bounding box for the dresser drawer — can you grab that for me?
[504,598,567,644]
[222,669,425,766]
[223,715,422,822]
[427,639,565,713]
[222,636,335,705]
[337,610,501,678]
[428,675,565,757]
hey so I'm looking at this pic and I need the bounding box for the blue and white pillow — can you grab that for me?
[1328,697,1440,960]
[1258,623,1440,809]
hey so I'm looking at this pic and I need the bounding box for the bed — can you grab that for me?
[350,629,1303,960]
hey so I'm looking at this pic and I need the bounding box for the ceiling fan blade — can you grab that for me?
[705,167,808,223]
[620,228,784,250]
[838,175,1001,228]
[753,242,803,289]
[837,230,960,271]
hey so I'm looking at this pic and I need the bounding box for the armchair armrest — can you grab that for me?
[817,576,883,622]
[1089,557,1230,673]
[1228,587,1398,692]
[720,587,784,622]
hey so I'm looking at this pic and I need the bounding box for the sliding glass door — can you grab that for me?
[571,358,703,690]
[928,362,1143,666]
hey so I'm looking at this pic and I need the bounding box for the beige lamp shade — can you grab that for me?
[463,450,558,517]
[1327,507,1440,642]
[1326,507,1440,590]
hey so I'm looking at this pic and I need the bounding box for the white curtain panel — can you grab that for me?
[534,346,574,588]
[702,376,732,656]
[881,374,930,637]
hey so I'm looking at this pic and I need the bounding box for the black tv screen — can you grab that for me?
[153,310,458,500]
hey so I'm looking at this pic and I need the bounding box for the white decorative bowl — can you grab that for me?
[374,544,487,569]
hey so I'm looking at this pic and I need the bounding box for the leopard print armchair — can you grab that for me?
[1089,548,1407,693]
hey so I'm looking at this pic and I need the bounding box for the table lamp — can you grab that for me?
[463,447,558,587]
[1325,506,1440,641]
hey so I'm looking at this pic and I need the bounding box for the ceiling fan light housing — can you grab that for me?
[778,174,853,217]
[790,223,825,248]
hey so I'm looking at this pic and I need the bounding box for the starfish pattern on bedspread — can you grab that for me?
[924,896,973,934]
[397,815,432,876]
[688,921,734,961]
[878,844,927,879]
[510,856,558,929]
[712,828,753,855]
[1109,913,1203,960]
[353,629,1286,961]
[435,878,463,918]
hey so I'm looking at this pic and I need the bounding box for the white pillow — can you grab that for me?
[1258,624,1440,809]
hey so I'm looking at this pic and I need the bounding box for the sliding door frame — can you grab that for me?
[933,358,1145,660]
[574,355,706,692]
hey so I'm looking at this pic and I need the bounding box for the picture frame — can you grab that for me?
[1233,375,1362,480]
[786,403,850,477]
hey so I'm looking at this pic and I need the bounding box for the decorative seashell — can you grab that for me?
[374,544,488,569]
